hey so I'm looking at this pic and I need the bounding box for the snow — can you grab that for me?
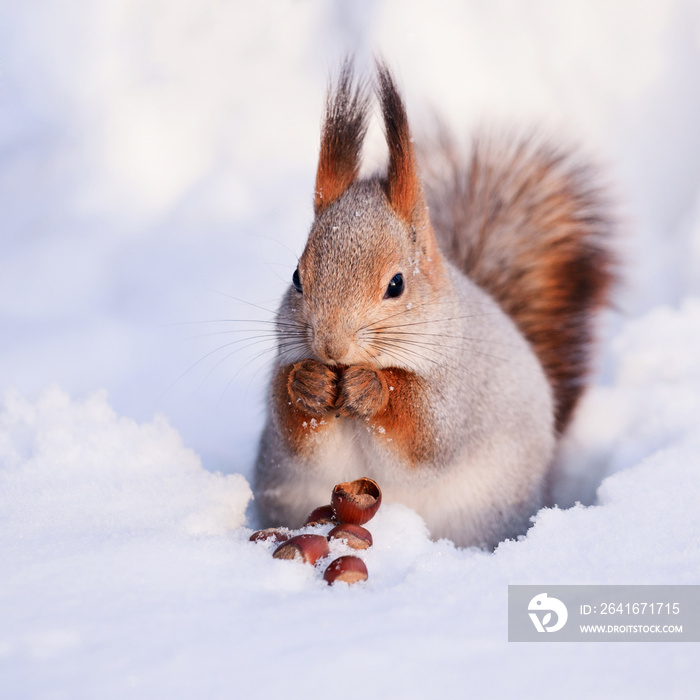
[2,1,700,697]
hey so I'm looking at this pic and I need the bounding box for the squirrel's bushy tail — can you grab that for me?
[421,132,617,433]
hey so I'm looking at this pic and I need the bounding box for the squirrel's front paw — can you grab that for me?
[287,360,339,416]
[337,365,390,419]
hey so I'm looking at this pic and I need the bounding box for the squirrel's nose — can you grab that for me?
[314,332,350,365]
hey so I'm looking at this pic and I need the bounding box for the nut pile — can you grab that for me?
[249,477,382,585]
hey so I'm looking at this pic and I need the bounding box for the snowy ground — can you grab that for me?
[2,1,700,698]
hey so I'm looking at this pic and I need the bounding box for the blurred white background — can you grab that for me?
[2,0,700,478]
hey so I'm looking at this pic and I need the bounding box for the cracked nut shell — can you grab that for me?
[249,528,290,544]
[331,477,382,525]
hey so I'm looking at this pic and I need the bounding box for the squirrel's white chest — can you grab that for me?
[282,417,399,513]
[311,417,383,478]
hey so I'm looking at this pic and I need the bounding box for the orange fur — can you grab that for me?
[273,363,336,455]
[336,365,390,418]
[376,63,421,224]
[370,368,434,466]
[287,360,339,416]
[276,360,432,466]
[314,61,369,215]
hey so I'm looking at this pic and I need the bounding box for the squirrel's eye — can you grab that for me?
[384,273,404,299]
[292,268,302,293]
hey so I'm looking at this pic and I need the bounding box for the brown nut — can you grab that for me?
[272,534,330,564]
[327,523,373,550]
[249,528,291,544]
[331,477,382,525]
[304,504,338,526]
[323,555,368,585]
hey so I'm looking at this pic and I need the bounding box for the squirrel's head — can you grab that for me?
[281,61,447,369]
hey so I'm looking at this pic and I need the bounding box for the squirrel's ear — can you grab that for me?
[314,60,370,216]
[376,62,422,224]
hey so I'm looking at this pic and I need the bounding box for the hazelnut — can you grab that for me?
[331,477,382,525]
[323,555,369,585]
[304,504,338,526]
[249,528,290,544]
[272,534,330,564]
[327,523,373,550]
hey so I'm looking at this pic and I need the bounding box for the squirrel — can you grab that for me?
[252,60,616,549]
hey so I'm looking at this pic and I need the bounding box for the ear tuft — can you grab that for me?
[376,62,421,223]
[314,59,370,215]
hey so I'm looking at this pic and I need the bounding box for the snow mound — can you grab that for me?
[554,297,700,507]
[1,345,698,697]
[0,387,251,540]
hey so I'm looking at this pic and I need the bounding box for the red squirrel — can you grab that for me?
[252,61,616,548]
